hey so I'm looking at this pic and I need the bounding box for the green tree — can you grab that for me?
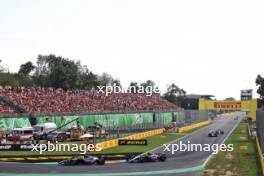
[163,83,186,105]
[33,54,102,90]
[0,59,4,72]
[140,80,160,94]
[33,55,79,89]
[0,72,19,86]
[76,64,100,90]
[17,61,35,86]
[18,61,35,75]
[33,55,51,87]
[256,74,264,107]
[140,80,155,89]
[98,72,114,86]
[48,55,78,89]
[113,79,121,87]
[129,81,139,93]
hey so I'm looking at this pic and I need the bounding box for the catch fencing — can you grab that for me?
[0,110,209,130]
[0,110,210,142]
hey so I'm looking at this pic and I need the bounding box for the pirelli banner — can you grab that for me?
[213,101,242,109]
[118,139,147,146]
[199,99,257,121]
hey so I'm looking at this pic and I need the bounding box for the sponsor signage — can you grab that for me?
[241,89,253,100]
[118,139,147,146]
[0,144,34,151]
[214,102,242,109]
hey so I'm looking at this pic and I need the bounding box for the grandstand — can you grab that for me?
[0,86,178,116]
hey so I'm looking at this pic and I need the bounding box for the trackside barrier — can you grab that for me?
[0,154,133,162]
[178,120,210,133]
[0,156,71,162]
[256,135,264,176]
[98,128,165,150]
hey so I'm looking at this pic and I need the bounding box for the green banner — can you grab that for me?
[1,111,178,129]
[0,118,31,129]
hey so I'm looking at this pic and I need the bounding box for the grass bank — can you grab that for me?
[204,123,261,176]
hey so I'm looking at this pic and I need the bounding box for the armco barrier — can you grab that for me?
[98,128,165,150]
[0,156,70,162]
[0,154,132,162]
[178,120,210,133]
[256,135,264,176]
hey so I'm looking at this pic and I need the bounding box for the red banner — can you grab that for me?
[213,102,242,109]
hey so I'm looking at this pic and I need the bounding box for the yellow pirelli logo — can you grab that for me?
[118,139,147,146]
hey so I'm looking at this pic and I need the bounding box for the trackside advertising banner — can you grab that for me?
[0,144,34,151]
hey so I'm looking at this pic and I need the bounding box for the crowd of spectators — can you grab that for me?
[0,86,177,115]
[0,103,12,115]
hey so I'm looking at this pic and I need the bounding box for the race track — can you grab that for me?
[0,114,241,176]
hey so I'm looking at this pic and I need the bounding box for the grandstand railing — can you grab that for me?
[0,109,180,118]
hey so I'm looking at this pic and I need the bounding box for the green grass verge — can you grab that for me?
[204,123,261,176]
[92,133,184,154]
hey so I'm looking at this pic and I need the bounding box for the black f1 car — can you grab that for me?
[127,152,166,163]
[58,155,105,166]
[208,131,218,137]
[208,129,224,137]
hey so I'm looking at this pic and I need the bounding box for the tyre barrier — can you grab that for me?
[98,128,165,150]
[0,153,142,162]
[178,120,211,133]
[0,156,73,162]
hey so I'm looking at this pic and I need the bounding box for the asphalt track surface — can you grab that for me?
[0,114,241,176]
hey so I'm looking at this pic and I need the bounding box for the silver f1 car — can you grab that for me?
[58,155,105,166]
[127,152,166,163]
[215,129,224,135]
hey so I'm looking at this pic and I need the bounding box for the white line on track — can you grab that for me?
[202,115,242,167]
[129,120,213,162]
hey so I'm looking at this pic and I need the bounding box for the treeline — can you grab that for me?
[0,55,186,105]
[1,55,109,90]
[256,75,264,107]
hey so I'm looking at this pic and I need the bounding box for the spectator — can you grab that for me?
[0,86,178,115]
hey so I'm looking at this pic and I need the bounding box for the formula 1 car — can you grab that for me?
[58,155,105,166]
[215,129,224,135]
[126,152,166,163]
[208,131,218,137]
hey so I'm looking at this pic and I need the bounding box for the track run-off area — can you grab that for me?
[0,113,242,176]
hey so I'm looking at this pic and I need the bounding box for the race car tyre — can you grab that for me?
[96,156,105,165]
[138,157,145,163]
[158,155,166,162]
[126,154,137,161]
